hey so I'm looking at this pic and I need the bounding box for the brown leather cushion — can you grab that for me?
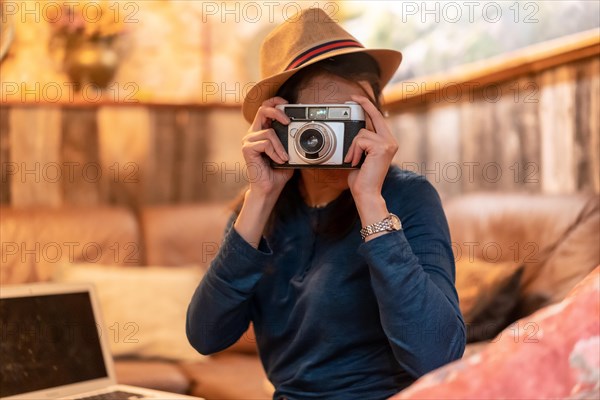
[0,207,140,284]
[114,359,190,394]
[140,204,232,267]
[444,193,600,316]
[141,203,258,356]
[517,208,600,317]
[181,353,273,400]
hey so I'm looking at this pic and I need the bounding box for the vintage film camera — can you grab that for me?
[271,101,365,169]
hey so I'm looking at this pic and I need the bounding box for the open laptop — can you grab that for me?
[0,282,202,400]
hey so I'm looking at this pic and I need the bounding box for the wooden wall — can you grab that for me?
[0,105,248,208]
[0,56,598,209]
[387,56,599,200]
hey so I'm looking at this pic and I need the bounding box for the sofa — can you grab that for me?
[0,203,272,399]
[391,265,600,399]
[1,191,598,399]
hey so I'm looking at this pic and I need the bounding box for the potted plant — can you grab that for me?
[49,1,126,90]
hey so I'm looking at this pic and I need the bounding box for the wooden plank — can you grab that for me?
[97,106,151,207]
[178,109,209,202]
[538,69,556,194]
[459,98,479,194]
[171,110,184,203]
[514,74,542,193]
[0,107,10,204]
[586,58,600,193]
[493,81,522,191]
[460,91,498,193]
[203,108,248,202]
[575,59,591,191]
[554,65,577,192]
[480,90,499,192]
[539,66,577,194]
[425,104,461,198]
[147,108,177,204]
[61,108,100,205]
[388,109,426,171]
[9,108,62,207]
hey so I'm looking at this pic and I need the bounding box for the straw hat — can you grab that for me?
[241,8,402,123]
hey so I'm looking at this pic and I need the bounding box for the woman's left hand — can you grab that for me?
[345,94,398,203]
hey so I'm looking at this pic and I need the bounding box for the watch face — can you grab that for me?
[390,214,402,230]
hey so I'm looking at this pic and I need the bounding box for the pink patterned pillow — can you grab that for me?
[390,266,600,400]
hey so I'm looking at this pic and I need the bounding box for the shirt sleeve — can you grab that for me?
[186,214,272,355]
[357,176,466,378]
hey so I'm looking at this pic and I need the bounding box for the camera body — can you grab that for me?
[271,101,365,169]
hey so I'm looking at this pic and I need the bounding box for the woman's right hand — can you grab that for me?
[242,96,294,197]
[234,97,293,248]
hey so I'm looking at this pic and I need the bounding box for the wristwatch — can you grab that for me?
[360,213,402,240]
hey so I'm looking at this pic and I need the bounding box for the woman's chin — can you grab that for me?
[302,168,352,190]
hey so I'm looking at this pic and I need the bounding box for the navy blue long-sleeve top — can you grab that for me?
[186,166,466,399]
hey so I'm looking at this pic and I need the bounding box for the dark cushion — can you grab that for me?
[517,208,600,318]
[445,193,599,318]
[455,258,524,342]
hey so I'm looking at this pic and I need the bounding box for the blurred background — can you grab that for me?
[0,0,598,207]
[1,2,599,398]
[0,0,600,207]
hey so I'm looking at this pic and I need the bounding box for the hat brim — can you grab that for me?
[242,48,402,123]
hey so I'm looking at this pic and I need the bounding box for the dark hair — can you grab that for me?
[277,53,382,109]
[234,53,383,241]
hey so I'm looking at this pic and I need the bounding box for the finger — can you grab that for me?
[352,137,370,166]
[265,129,289,161]
[245,129,289,161]
[246,139,285,164]
[351,136,379,167]
[350,94,391,138]
[351,137,369,167]
[344,129,378,163]
[262,96,289,108]
[344,141,354,163]
[256,96,289,129]
[250,105,291,132]
[351,139,364,166]
[350,128,396,166]
[251,96,289,131]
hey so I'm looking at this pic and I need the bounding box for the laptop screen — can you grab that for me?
[0,291,108,397]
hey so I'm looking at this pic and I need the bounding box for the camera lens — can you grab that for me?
[298,129,325,154]
[293,123,335,164]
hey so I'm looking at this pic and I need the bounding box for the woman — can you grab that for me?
[187,8,465,400]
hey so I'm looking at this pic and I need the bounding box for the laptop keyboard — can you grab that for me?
[75,390,147,400]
